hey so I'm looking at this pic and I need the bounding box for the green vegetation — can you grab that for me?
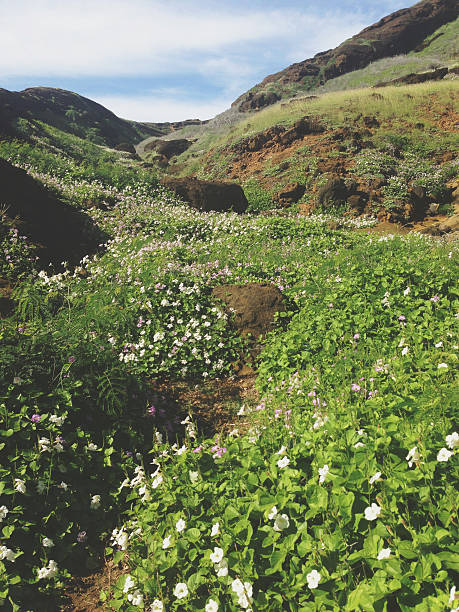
[0,127,457,611]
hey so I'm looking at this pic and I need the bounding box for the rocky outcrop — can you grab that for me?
[233,0,458,110]
[274,182,305,206]
[0,158,106,267]
[233,116,324,154]
[375,66,450,87]
[212,283,287,358]
[161,177,248,213]
[144,139,192,162]
[237,91,281,112]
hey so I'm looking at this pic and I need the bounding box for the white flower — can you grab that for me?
[268,506,278,520]
[215,558,228,577]
[152,474,163,489]
[354,442,365,448]
[446,432,459,449]
[0,546,16,562]
[406,446,421,468]
[14,478,26,494]
[87,443,98,451]
[205,599,219,612]
[401,346,409,356]
[232,578,245,594]
[438,363,448,370]
[273,513,290,531]
[276,445,287,454]
[364,503,381,521]
[189,470,199,483]
[162,535,172,549]
[38,437,51,452]
[306,569,321,589]
[123,575,135,593]
[90,494,101,509]
[43,537,54,548]
[111,528,129,550]
[0,506,8,522]
[150,599,164,612]
[450,586,457,604]
[277,456,290,469]
[128,589,143,606]
[435,341,443,348]
[210,547,224,564]
[173,582,189,599]
[237,406,245,416]
[369,472,382,485]
[211,522,220,537]
[37,559,58,579]
[58,481,68,490]
[377,547,391,560]
[176,518,186,533]
[403,287,410,296]
[318,464,329,483]
[155,431,163,445]
[49,415,65,426]
[437,448,453,462]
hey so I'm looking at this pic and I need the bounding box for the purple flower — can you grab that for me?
[31,414,41,423]
[398,315,406,321]
[351,384,361,392]
[192,445,203,453]
[430,295,440,303]
[353,333,360,340]
[77,531,87,543]
[68,356,76,364]
[17,326,26,334]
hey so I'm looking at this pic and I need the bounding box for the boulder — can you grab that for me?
[212,283,287,357]
[144,138,192,160]
[161,177,248,213]
[0,158,106,267]
[114,142,137,155]
[275,182,305,206]
[317,175,349,208]
[237,91,281,112]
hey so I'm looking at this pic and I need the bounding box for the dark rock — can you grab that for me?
[237,91,281,112]
[144,139,192,160]
[114,142,137,154]
[212,283,287,357]
[317,175,349,208]
[375,66,449,87]
[0,158,107,268]
[369,178,386,190]
[347,194,365,211]
[362,116,380,128]
[409,185,429,220]
[275,182,305,206]
[161,177,248,213]
[0,296,14,318]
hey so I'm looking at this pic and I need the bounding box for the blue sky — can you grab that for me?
[1,0,412,122]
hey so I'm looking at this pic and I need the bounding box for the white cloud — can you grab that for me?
[91,94,231,122]
[0,1,368,78]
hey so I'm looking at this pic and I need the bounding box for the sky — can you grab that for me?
[1,0,412,122]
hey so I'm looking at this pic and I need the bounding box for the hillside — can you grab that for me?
[232,0,459,111]
[0,86,195,147]
[0,1,458,610]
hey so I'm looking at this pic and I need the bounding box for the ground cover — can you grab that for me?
[0,122,458,611]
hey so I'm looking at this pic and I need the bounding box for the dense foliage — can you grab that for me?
[0,136,457,611]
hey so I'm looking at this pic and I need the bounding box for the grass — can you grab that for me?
[0,77,458,611]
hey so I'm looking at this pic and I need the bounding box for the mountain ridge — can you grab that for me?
[233,0,458,111]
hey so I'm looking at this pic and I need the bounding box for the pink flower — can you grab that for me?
[31,414,41,423]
